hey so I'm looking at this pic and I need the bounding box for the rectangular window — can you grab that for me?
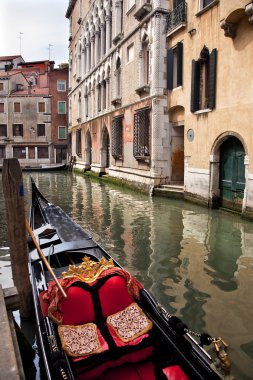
[57,80,66,92]
[0,83,4,91]
[133,108,150,158]
[37,124,45,137]
[38,102,45,112]
[13,146,26,159]
[0,146,5,159]
[112,116,123,158]
[190,48,217,112]
[58,101,66,114]
[0,103,4,113]
[167,42,183,90]
[13,124,23,137]
[127,44,134,63]
[0,124,7,137]
[14,102,21,112]
[58,126,67,139]
[28,146,35,159]
[37,146,49,159]
[199,0,216,11]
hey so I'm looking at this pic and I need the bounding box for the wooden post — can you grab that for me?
[2,158,33,318]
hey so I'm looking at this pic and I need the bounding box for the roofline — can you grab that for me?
[66,0,77,18]
[19,60,55,65]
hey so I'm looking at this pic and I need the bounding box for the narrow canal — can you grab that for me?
[0,171,253,380]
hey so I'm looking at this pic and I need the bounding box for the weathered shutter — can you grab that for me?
[177,42,183,87]
[167,48,173,90]
[208,48,217,110]
[190,60,200,113]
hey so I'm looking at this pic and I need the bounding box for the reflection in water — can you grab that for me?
[0,172,253,379]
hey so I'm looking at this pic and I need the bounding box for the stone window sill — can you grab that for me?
[194,108,212,115]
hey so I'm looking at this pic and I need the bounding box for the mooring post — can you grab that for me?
[2,158,33,318]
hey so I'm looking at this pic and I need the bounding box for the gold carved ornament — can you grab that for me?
[62,256,115,283]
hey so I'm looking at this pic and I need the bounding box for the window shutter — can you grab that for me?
[190,60,200,113]
[167,48,173,90]
[177,42,183,87]
[208,48,217,110]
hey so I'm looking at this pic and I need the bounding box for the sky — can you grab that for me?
[0,0,70,66]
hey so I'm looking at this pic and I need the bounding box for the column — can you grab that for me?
[95,29,99,65]
[82,47,86,76]
[106,77,110,108]
[115,0,122,37]
[105,15,111,52]
[86,43,90,71]
[100,23,105,57]
[91,35,95,68]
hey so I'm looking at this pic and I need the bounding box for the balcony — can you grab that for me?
[111,97,122,107]
[167,1,187,36]
[134,1,152,21]
[135,85,150,96]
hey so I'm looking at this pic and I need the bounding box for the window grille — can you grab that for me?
[111,116,123,158]
[133,109,150,158]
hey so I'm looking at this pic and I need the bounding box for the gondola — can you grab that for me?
[21,163,67,171]
[27,179,233,380]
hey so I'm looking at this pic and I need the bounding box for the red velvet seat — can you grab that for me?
[58,274,154,378]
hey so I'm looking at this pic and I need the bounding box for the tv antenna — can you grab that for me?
[48,44,53,60]
[18,32,24,55]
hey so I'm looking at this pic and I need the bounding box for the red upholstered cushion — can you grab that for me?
[74,345,154,380]
[61,286,95,325]
[99,276,134,317]
[99,360,156,380]
[107,323,150,347]
[162,365,189,380]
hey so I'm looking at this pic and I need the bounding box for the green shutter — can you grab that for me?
[208,49,217,110]
[177,42,183,87]
[167,48,173,90]
[190,60,200,113]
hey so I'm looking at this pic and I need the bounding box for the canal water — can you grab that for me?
[0,171,253,380]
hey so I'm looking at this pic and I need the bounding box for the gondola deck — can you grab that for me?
[27,179,233,380]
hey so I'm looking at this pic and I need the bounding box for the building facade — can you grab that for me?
[66,0,170,189]
[0,59,68,168]
[67,0,253,217]
[166,0,253,216]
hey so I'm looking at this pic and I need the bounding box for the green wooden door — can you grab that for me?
[220,137,245,211]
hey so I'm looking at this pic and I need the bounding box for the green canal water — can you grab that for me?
[0,172,253,379]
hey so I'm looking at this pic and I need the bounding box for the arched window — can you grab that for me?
[78,91,82,121]
[115,57,121,98]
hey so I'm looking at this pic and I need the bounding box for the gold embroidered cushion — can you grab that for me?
[58,323,102,357]
[107,302,153,343]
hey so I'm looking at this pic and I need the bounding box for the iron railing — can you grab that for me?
[167,2,187,33]
[133,109,150,158]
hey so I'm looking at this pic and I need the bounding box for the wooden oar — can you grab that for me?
[25,219,67,298]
